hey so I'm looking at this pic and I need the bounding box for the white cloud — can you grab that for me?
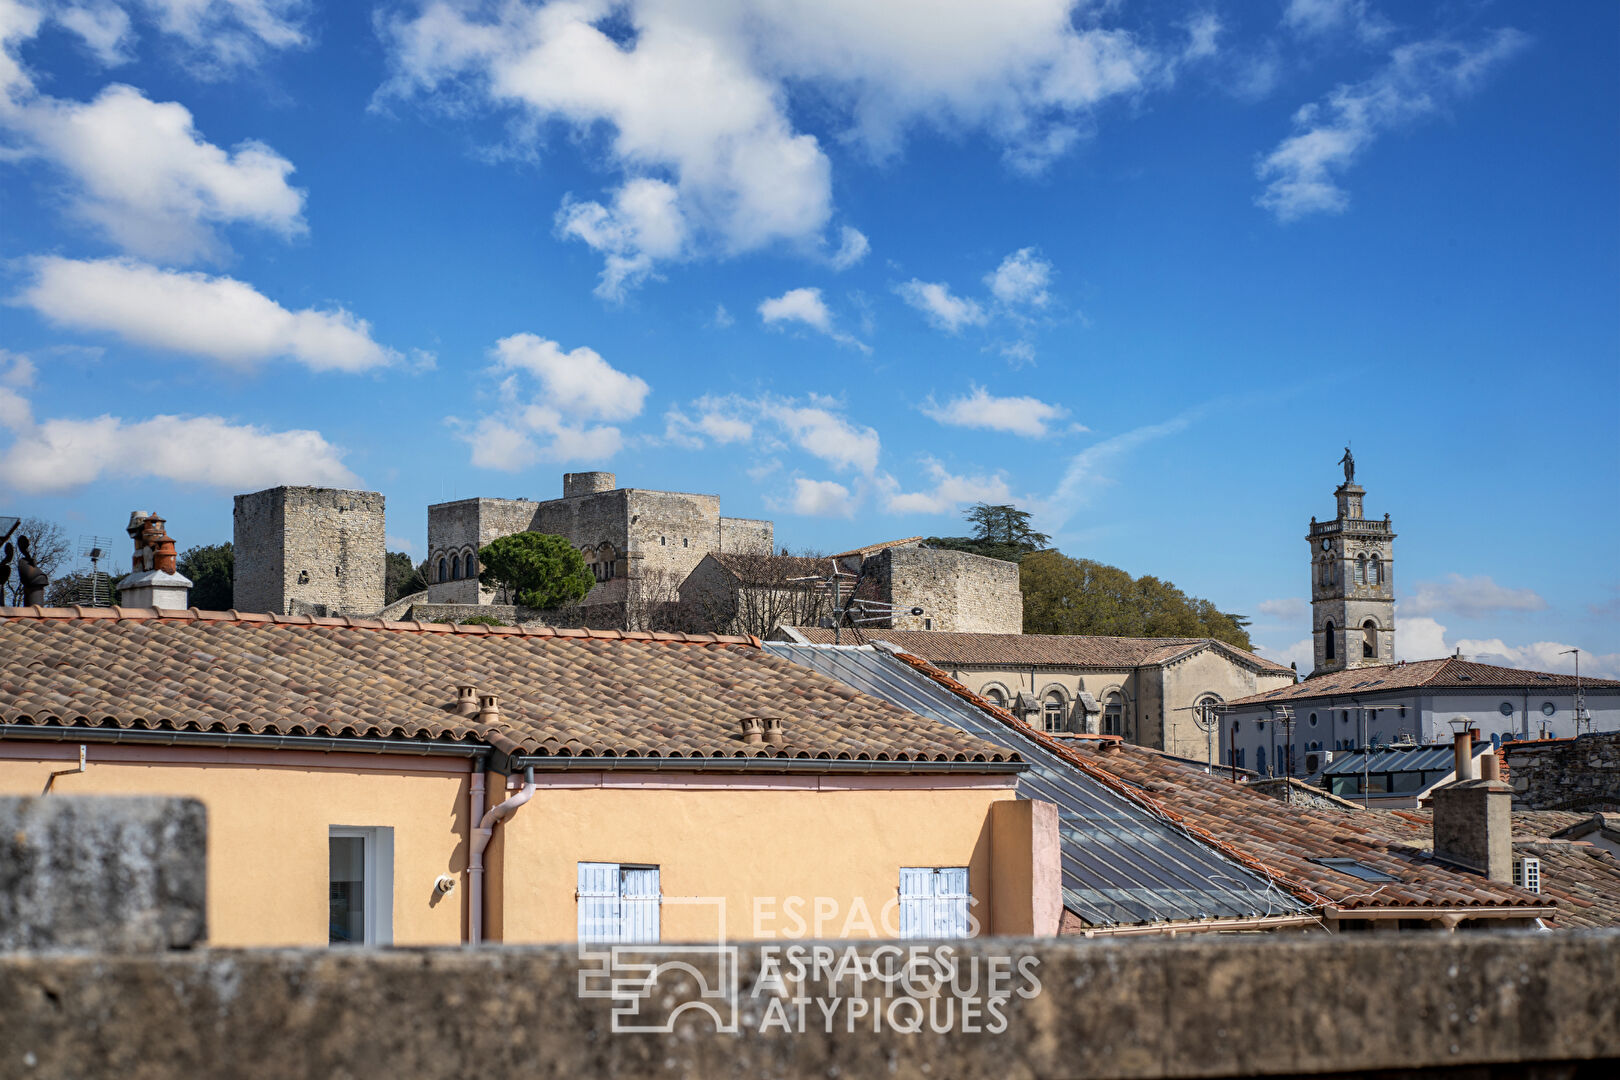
[1000,340,1036,366]
[663,403,752,448]
[665,391,880,474]
[758,286,869,352]
[56,2,134,65]
[16,256,398,373]
[759,286,833,332]
[1403,574,1548,619]
[134,0,308,75]
[1045,401,1215,525]
[458,333,649,471]
[1256,29,1528,222]
[1282,0,1391,45]
[829,225,869,270]
[379,0,1159,293]
[921,384,1069,438]
[788,477,853,518]
[881,459,1011,515]
[386,535,416,553]
[1,80,305,262]
[1255,636,1312,674]
[1392,611,1620,680]
[985,247,1052,307]
[894,279,987,332]
[556,178,688,301]
[1257,597,1308,619]
[0,374,355,494]
[1181,11,1221,61]
[711,303,734,328]
[0,349,36,388]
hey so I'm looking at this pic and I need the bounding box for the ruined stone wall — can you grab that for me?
[869,547,1022,634]
[1506,731,1620,811]
[719,516,774,555]
[233,487,385,617]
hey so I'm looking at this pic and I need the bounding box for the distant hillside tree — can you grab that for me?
[924,502,1051,564]
[178,542,233,611]
[477,533,594,609]
[1020,550,1254,649]
[385,551,427,604]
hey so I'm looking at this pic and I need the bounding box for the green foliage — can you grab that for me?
[1020,550,1255,650]
[384,550,427,604]
[477,532,594,610]
[458,615,506,627]
[177,542,233,611]
[924,502,1051,565]
[45,568,124,607]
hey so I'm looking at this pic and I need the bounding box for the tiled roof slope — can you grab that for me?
[831,537,922,559]
[781,627,1292,675]
[0,607,1019,765]
[1227,657,1620,706]
[1057,741,1548,912]
[1512,842,1620,929]
[1382,809,1596,842]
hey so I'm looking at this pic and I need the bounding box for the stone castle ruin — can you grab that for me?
[229,472,1022,633]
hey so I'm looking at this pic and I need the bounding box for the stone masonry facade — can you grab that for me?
[233,487,385,617]
[1505,731,1620,811]
[867,547,1022,635]
[424,473,774,621]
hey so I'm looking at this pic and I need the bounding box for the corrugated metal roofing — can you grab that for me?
[1322,743,1485,776]
[765,642,1309,928]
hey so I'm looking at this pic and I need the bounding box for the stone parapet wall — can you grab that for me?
[1506,731,1620,810]
[2,933,1615,1078]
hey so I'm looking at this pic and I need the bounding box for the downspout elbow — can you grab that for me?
[469,766,535,945]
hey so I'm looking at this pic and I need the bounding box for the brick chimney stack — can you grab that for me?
[116,512,193,610]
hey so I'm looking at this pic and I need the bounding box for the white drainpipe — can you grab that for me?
[468,764,535,945]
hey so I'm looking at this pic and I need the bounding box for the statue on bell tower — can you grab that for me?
[1307,454,1396,678]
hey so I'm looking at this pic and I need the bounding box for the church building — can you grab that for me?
[1308,448,1396,677]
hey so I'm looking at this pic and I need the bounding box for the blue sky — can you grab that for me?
[1,1,1615,675]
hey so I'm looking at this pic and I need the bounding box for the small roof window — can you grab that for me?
[1310,857,1398,882]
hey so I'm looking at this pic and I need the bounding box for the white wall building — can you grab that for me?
[1219,657,1620,778]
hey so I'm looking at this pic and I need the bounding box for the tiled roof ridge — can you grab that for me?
[877,646,1333,910]
[831,536,924,558]
[0,605,763,648]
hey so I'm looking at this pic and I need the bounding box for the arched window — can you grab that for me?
[437,557,447,582]
[1362,619,1378,659]
[1235,747,1245,769]
[1355,555,1366,584]
[1042,692,1067,733]
[983,687,1006,708]
[450,554,461,580]
[1256,745,1267,776]
[463,553,476,579]
[1324,620,1337,661]
[1103,692,1125,737]
[1371,556,1383,585]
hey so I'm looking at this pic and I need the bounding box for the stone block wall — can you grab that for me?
[870,547,1022,634]
[1506,731,1620,810]
[719,516,774,555]
[234,487,385,617]
[426,497,543,604]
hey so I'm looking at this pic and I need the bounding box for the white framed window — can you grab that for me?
[577,862,661,944]
[898,867,971,938]
[329,826,393,946]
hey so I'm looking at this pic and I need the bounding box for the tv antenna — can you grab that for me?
[75,534,116,607]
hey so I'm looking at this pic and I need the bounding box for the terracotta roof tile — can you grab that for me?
[1228,657,1620,706]
[0,606,1019,765]
[784,627,1292,675]
[1052,744,1550,911]
[831,537,923,559]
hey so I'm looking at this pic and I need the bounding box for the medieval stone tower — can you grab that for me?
[234,487,386,617]
[1307,453,1395,677]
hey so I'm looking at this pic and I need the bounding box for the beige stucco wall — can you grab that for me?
[488,775,1019,944]
[1156,651,1298,760]
[0,744,472,947]
[0,748,1027,948]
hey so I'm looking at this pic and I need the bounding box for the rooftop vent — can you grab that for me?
[1514,856,1541,894]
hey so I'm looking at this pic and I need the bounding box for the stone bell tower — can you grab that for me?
[1307,449,1396,678]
